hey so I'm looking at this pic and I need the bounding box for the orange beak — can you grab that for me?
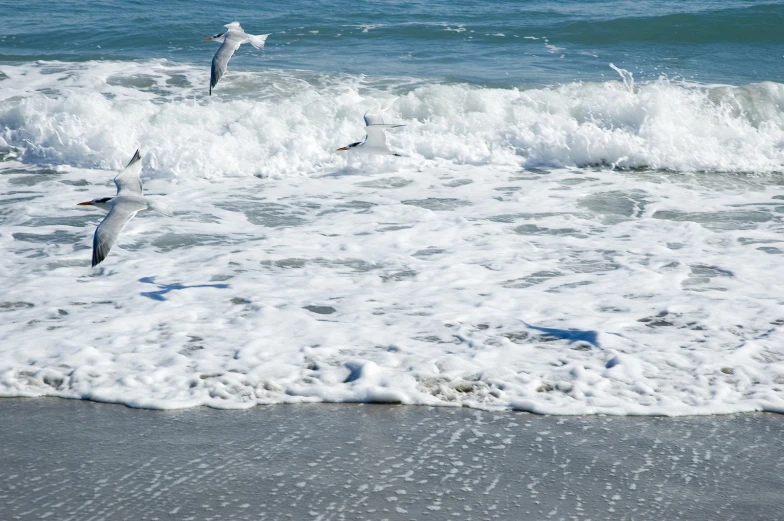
[336,147,348,151]
[77,201,93,206]
[202,37,212,41]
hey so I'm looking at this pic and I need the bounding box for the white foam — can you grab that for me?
[2,61,784,415]
[1,61,783,178]
[545,43,566,53]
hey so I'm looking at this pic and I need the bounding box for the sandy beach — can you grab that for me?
[1,399,782,520]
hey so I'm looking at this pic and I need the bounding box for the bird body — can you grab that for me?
[204,22,269,95]
[78,150,171,268]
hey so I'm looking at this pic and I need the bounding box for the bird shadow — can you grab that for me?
[524,322,601,348]
[318,155,406,178]
[317,165,366,178]
[139,276,230,302]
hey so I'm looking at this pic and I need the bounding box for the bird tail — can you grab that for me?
[248,33,270,49]
[147,200,173,217]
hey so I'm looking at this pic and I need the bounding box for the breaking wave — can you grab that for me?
[1,60,783,176]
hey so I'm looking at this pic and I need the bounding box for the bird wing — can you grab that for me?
[114,149,143,196]
[363,99,399,126]
[91,200,143,267]
[210,31,245,94]
[364,111,385,126]
[364,124,404,149]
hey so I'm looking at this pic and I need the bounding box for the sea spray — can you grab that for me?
[609,63,635,94]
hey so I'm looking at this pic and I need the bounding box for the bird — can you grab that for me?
[337,111,405,156]
[77,149,172,268]
[203,22,270,95]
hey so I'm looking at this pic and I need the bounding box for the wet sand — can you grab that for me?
[1,399,782,520]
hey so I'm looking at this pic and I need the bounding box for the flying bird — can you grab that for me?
[337,111,405,156]
[203,22,270,95]
[77,150,172,268]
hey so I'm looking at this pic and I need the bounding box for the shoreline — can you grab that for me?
[3,394,784,417]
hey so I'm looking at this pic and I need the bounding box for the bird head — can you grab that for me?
[336,142,361,152]
[78,197,114,210]
[203,32,226,43]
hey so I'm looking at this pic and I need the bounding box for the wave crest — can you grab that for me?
[1,61,783,176]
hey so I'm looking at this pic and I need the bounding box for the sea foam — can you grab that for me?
[1,61,783,177]
[2,60,784,414]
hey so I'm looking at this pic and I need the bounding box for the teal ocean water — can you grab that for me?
[2,0,783,86]
[2,1,784,414]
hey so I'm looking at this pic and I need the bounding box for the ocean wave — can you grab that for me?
[1,60,783,176]
[557,4,784,44]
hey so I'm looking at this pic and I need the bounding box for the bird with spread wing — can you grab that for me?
[203,22,270,95]
[337,109,406,156]
[77,150,172,268]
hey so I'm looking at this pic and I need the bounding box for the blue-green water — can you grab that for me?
[2,0,783,86]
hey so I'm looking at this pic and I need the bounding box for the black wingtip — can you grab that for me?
[92,246,108,268]
[126,149,141,168]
